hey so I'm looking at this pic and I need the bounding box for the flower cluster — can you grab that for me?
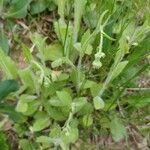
[93,51,105,69]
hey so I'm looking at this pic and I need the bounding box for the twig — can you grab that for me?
[126,88,150,91]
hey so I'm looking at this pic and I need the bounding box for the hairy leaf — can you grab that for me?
[110,115,126,142]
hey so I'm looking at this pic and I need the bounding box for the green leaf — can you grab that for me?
[13,124,27,137]
[0,104,24,122]
[82,114,93,127]
[74,43,82,52]
[19,139,36,150]
[30,115,50,132]
[18,94,37,103]
[51,58,63,68]
[90,83,102,97]
[111,61,128,81]
[57,0,67,19]
[0,48,18,79]
[0,132,9,150]
[30,0,48,15]
[61,126,79,144]
[23,100,40,116]
[85,44,93,55]
[119,37,129,54]
[57,73,69,81]
[99,117,110,129]
[5,0,31,18]
[70,69,85,90]
[127,95,150,108]
[78,102,93,116]
[30,33,47,62]
[18,69,31,87]
[22,44,33,63]
[0,80,19,100]
[81,29,91,45]
[83,80,96,89]
[74,97,87,113]
[49,97,62,107]
[74,0,87,41]
[16,101,28,113]
[113,50,124,67]
[93,96,105,110]
[83,6,98,28]
[56,90,72,106]
[36,136,53,144]
[18,68,38,93]
[0,29,9,54]
[54,19,73,43]
[49,124,61,138]
[61,106,70,116]
[44,44,63,61]
[110,115,126,142]
[0,0,4,13]
[16,94,37,113]
[44,103,67,121]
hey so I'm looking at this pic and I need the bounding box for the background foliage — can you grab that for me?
[0,0,150,149]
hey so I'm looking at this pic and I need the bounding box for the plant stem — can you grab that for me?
[77,54,82,94]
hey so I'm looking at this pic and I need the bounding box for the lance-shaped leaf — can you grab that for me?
[0,29,9,54]
[57,0,67,19]
[0,80,19,101]
[74,0,87,41]
[111,61,128,81]
[0,48,18,79]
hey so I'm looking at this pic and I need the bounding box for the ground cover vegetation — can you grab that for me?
[0,0,150,149]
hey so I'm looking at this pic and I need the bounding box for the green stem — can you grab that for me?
[77,54,82,94]
[99,29,103,52]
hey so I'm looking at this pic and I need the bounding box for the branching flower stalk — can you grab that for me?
[76,11,113,93]
[75,5,112,94]
[92,29,105,69]
[92,11,115,69]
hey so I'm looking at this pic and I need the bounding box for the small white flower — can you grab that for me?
[92,60,102,69]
